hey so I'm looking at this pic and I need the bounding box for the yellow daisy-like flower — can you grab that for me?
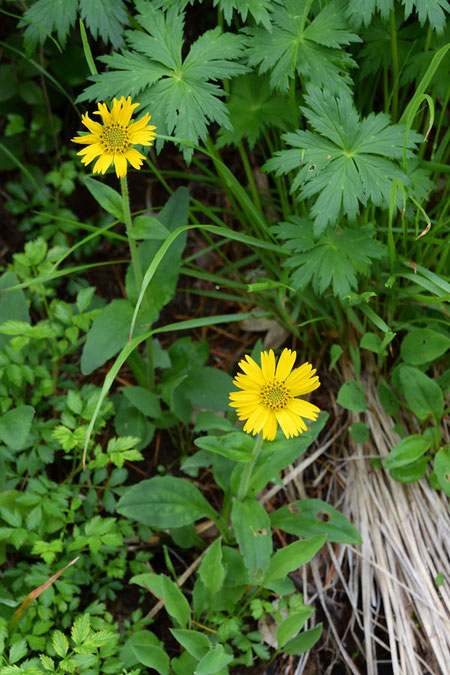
[71,96,156,178]
[229,348,321,441]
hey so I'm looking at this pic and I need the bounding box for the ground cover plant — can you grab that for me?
[0,0,449,673]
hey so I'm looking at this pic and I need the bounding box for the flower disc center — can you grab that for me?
[261,379,290,410]
[102,125,129,152]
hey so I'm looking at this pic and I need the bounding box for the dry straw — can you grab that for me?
[284,363,449,675]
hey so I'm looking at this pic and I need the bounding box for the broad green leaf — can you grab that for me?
[116,476,218,528]
[284,624,323,655]
[130,215,170,240]
[389,457,428,483]
[329,344,343,370]
[120,630,163,668]
[384,434,431,469]
[0,271,30,350]
[81,299,144,375]
[397,365,444,422]
[193,412,235,433]
[434,447,450,496]
[129,573,164,597]
[121,386,161,418]
[126,187,189,316]
[270,499,362,544]
[198,539,224,597]
[180,367,234,411]
[276,607,312,648]
[275,218,385,298]
[161,575,191,629]
[217,72,290,149]
[265,85,421,233]
[133,644,169,674]
[337,380,366,412]
[349,423,370,443]
[400,329,450,365]
[231,498,272,584]
[246,414,328,495]
[196,644,233,675]
[194,432,254,462]
[79,2,247,162]
[377,380,399,417]
[360,332,382,353]
[263,535,326,584]
[0,406,34,450]
[83,177,123,221]
[244,0,360,94]
[170,629,210,661]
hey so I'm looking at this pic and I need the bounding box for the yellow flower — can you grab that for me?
[72,96,156,178]
[229,348,321,441]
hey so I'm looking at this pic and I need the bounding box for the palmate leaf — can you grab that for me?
[275,217,386,298]
[346,0,393,26]
[78,1,247,162]
[403,0,449,34]
[346,0,449,32]
[244,0,361,94]
[217,0,272,27]
[79,0,128,47]
[264,84,422,234]
[216,72,291,149]
[20,0,127,52]
[151,0,272,27]
[20,0,78,52]
[358,18,422,79]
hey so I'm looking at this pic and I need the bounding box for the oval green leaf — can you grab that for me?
[116,476,218,528]
[384,434,431,469]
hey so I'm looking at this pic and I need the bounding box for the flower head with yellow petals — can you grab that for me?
[229,348,321,441]
[72,96,156,178]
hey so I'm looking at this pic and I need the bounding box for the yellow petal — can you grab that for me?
[233,373,262,390]
[260,349,275,381]
[129,131,156,146]
[125,148,146,169]
[263,411,278,440]
[117,96,140,126]
[275,348,296,382]
[229,391,260,403]
[128,114,151,133]
[77,143,103,160]
[93,102,113,125]
[290,377,321,396]
[238,355,264,382]
[287,398,320,420]
[285,363,316,388]
[114,153,128,178]
[82,113,103,134]
[72,133,99,145]
[93,153,113,174]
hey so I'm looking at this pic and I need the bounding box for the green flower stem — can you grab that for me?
[389,10,399,121]
[237,141,262,214]
[237,432,264,500]
[120,175,154,390]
